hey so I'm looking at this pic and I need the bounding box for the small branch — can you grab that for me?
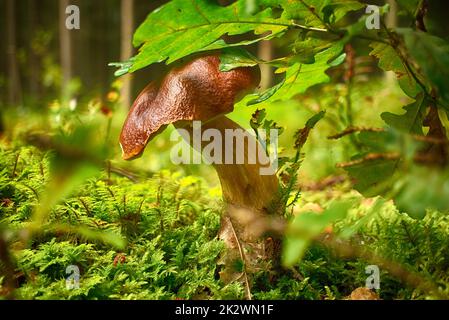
[413,134,449,145]
[329,127,448,145]
[228,216,252,300]
[123,194,127,215]
[109,166,140,182]
[79,197,92,217]
[107,187,122,215]
[66,202,81,221]
[173,184,181,219]
[290,22,328,33]
[137,198,145,216]
[336,152,400,168]
[328,127,386,140]
[343,44,364,151]
[107,160,112,185]
[353,34,390,45]
[299,175,347,191]
[171,20,329,35]
[11,152,20,178]
[400,220,422,256]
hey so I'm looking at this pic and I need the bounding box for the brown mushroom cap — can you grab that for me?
[119,55,261,160]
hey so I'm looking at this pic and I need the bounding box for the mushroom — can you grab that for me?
[120,55,282,296]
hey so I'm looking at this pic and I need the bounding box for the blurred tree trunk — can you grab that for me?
[0,111,3,135]
[385,0,397,85]
[6,0,22,106]
[28,0,40,100]
[257,40,273,90]
[59,0,72,102]
[386,0,398,29]
[120,0,134,109]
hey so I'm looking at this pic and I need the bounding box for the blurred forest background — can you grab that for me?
[1,0,449,108]
[2,0,449,179]
[1,0,168,109]
[1,0,449,300]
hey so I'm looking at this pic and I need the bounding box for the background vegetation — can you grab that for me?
[1,0,449,300]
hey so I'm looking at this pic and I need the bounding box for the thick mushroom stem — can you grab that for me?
[118,55,279,298]
[174,115,282,293]
[178,116,279,211]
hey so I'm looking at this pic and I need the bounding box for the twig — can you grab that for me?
[79,197,92,217]
[291,22,329,33]
[66,202,81,221]
[299,175,347,191]
[336,152,401,168]
[109,166,139,183]
[173,185,181,220]
[413,134,449,145]
[12,152,20,178]
[137,198,145,216]
[107,187,122,215]
[329,127,449,145]
[328,126,386,140]
[227,215,252,300]
[107,160,112,185]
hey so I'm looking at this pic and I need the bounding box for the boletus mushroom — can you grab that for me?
[120,55,282,298]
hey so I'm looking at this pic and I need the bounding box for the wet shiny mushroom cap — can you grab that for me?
[119,55,261,160]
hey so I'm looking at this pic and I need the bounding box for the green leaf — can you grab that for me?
[280,0,364,28]
[398,29,449,107]
[395,0,420,17]
[381,93,427,135]
[202,31,281,52]
[127,0,289,73]
[283,200,353,267]
[47,224,126,250]
[249,108,267,130]
[369,42,421,98]
[342,130,402,197]
[344,4,389,38]
[338,198,386,239]
[393,167,449,218]
[282,237,310,267]
[345,158,397,197]
[250,43,344,104]
[108,59,135,77]
[322,0,365,25]
[294,110,326,150]
[292,37,334,64]
[328,52,346,67]
[219,48,260,72]
[247,78,285,105]
[304,110,326,128]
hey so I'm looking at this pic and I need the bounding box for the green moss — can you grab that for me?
[1,145,448,300]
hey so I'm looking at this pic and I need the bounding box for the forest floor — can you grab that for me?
[1,144,449,300]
